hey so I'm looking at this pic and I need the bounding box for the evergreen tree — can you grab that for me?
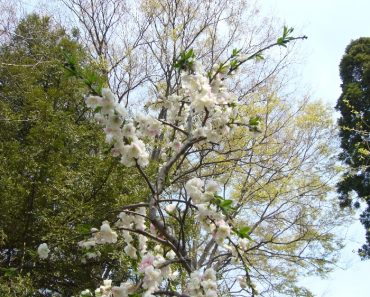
[0,14,146,296]
[336,37,370,259]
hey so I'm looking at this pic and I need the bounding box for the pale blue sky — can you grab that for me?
[265,0,370,106]
[263,1,370,296]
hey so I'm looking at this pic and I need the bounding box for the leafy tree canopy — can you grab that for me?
[0,14,147,296]
[336,37,370,259]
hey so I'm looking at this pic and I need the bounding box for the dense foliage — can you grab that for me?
[0,14,147,296]
[336,37,370,259]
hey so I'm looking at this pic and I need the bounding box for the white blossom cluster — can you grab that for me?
[78,221,118,250]
[186,268,218,297]
[78,177,245,296]
[156,71,238,148]
[186,178,232,245]
[85,66,240,169]
[86,89,161,167]
[79,208,180,297]
[92,243,179,297]
[116,207,147,259]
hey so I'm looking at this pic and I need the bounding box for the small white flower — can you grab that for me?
[122,231,133,244]
[185,178,204,204]
[139,253,154,272]
[203,268,217,281]
[153,244,163,254]
[103,279,112,288]
[85,95,101,108]
[37,243,50,259]
[98,221,118,244]
[214,220,231,244]
[166,250,176,260]
[165,204,177,213]
[112,281,135,297]
[238,238,249,251]
[205,180,219,193]
[238,276,247,289]
[78,239,96,249]
[101,88,115,102]
[124,244,137,259]
[81,289,92,296]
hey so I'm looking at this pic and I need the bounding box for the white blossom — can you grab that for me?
[214,220,231,244]
[185,178,204,204]
[124,244,137,259]
[238,276,247,289]
[205,180,219,193]
[112,281,135,297]
[85,95,101,108]
[165,204,177,213]
[81,289,92,296]
[166,250,176,260]
[37,243,50,259]
[97,221,118,244]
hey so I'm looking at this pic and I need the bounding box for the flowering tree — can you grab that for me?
[41,19,348,294]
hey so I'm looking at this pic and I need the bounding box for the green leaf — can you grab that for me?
[232,48,241,57]
[174,49,196,71]
[230,59,238,69]
[213,194,224,203]
[249,116,261,126]
[277,37,284,45]
[220,199,233,209]
[283,25,288,37]
[211,195,234,214]
[278,26,295,47]
[185,48,194,59]
[237,226,252,240]
[94,106,102,113]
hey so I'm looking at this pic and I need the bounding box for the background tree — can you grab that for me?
[209,95,347,295]
[0,14,147,296]
[336,37,370,259]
